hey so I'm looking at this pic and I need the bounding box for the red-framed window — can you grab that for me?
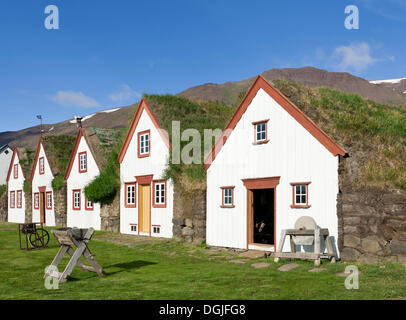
[290,182,311,208]
[72,189,81,210]
[85,196,94,211]
[152,180,166,208]
[13,164,18,179]
[253,119,270,144]
[10,191,15,208]
[46,191,52,210]
[34,193,39,210]
[17,190,22,208]
[220,186,235,208]
[137,130,150,158]
[78,152,87,173]
[39,157,45,175]
[125,182,136,208]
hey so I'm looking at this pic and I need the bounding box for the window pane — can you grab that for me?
[296,195,300,204]
[301,195,306,203]
[301,185,306,194]
[296,185,300,194]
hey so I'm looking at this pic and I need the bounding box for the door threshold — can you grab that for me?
[138,232,150,236]
[248,243,275,252]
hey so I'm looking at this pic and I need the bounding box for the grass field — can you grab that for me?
[1,222,406,300]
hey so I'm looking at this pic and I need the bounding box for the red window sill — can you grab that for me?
[138,153,150,158]
[125,204,136,208]
[253,140,270,145]
[220,205,235,208]
[153,204,166,208]
[290,205,312,209]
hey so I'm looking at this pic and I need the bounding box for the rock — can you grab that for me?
[185,218,193,228]
[181,227,194,236]
[359,253,379,264]
[341,247,361,261]
[361,236,382,254]
[344,235,361,248]
[251,262,270,269]
[238,250,266,259]
[278,263,299,272]
[308,267,327,273]
[229,260,247,264]
[172,218,185,226]
[390,239,406,255]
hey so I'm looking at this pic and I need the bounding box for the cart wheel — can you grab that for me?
[331,257,336,264]
[314,259,320,267]
[29,228,50,248]
[274,257,280,263]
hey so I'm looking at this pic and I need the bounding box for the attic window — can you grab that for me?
[252,119,270,144]
[13,164,18,179]
[78,152,87,173]
[138,130,150,158]
[39,157,45,175]
[5,150,8,155]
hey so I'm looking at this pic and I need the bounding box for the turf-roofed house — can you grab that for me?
[205,76,347,254]
[29,134,75,227]
[119,95,233,242]
[6,147,35,223]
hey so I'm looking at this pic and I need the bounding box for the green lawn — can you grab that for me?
[0,222,405,300]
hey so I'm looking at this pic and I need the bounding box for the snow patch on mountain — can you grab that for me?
[370,78,406,84]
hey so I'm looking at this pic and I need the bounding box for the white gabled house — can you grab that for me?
[0,144,13,186]
[205,76,347,254]
[65,128,101,230]
[118,98,174,238]
[7,148,26,223]
[29,138,56,226]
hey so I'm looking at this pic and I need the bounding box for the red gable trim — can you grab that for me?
[204,75,347,169]
[64,128,100,180]
[118,98,171,164]
[29,138,43,181]
[6,147,22,182]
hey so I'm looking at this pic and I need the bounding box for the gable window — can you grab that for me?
[46,192,52,210]
[85,197,93,211]
[290,182,311,208]
[73,190,81,210]
[138,130,150,158]
[252,119,269,144]
[13,164,18,179]
[17,190,22,208]
[221,186,235,208]
[10,191,15,208]
[78,152,87,173]
[39,157,45,175]
[152,180,166,208]
[34,193,39,210]
[125,182,136,208]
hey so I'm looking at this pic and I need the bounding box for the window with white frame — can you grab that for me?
[153,226,160,234]
[14,164,18,179]
[34,193,39,209]
[221,187,234,207]
[73,190,81,210]
[17,190,22,208]
[79,152,87,173]
[154,181,166,206]
[255,121,267,142]
[139,132,150,156]
[86,198,93,210]
[291,182,311,208]
[10,191,15,208]
[39,157,45,174]
[46,192,52,209]
[126,183,136,207]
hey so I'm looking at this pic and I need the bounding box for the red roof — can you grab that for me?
[204,75,347,169]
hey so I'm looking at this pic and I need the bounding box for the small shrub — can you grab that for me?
[52,174,65,191]
[0,185,6,198]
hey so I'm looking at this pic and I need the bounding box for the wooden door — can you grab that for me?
[40,192,46,224]
[247,189,254,245]
[138,184,151,234]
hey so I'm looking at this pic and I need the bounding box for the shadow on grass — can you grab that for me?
[104,260,157,276]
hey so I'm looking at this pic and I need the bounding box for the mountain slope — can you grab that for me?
[179,67,406,106]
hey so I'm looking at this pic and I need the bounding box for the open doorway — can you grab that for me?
[253,188,275,245]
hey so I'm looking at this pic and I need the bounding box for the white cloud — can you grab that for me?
[48,90,100,108]
[109,84,141,103]
[332,42,378,72]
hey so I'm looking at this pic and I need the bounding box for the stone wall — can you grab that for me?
[100,191,120,232]
[24,188,32,224]
[338,156,406,263]
[54,184,67,227]
[0,187,7,222]
[172,184,206,244]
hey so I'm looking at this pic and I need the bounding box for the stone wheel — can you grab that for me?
[29,228,49,248]
[314,258,321,267]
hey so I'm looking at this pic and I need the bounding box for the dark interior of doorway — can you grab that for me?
[253,188,274,245]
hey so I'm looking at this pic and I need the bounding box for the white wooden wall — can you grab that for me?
[31,143,56,226]
[67,136,101,230]
[120,108,174,238]
[7,154,26,223]
[207,88,339,254]
[0,147,13,185]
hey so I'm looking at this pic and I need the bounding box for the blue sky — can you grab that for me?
[0,0,405,132]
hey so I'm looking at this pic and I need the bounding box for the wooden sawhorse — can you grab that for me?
[44,227,105,283]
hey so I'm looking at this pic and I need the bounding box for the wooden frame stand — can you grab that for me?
[44,227,105,283]
[273,227,336,266]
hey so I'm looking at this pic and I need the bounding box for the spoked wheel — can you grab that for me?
[29,228,50,248]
